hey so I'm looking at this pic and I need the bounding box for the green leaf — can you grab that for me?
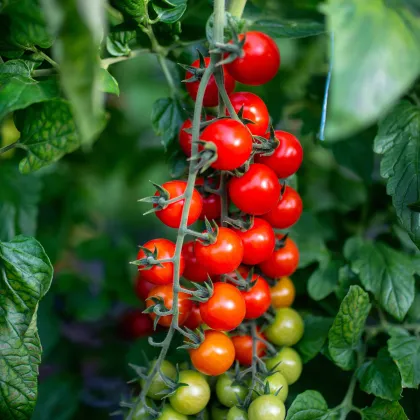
[13,99,81,174]
[307,260,340,301]
[296,315,333,363]
[328,285,371,370]
[99,68,120,96]
[357,348,402,401]
[250,18,325,39]
[152,0,187,24]
[362,398,408,420]
[388,330,420,388]
[113,0,147,21]
[286,390,338,420]
[324,0,420,140]
[106,29,136,57]
[335,265,360,300]
[374,101,420,250]
[344,237,415,321]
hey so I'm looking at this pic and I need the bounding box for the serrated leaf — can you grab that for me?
[388,330,420,388]
[328,285,371,370]
[152,0,187,24]
[357,348,402,401]
[250,19,324,39]
[344,237,415,321]
[99,68,120,96]
[286,390,338,420]
[324,0,420,140]
[106,30,136,57]
[373,101,420,250]
[307,260,340,301]
[113,0,147,20]
[362,398,408,420]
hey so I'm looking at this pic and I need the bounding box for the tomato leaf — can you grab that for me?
[250,19,325,39]
[307,259,340,301]
[362,398,408,420]
[152,0,187,24]
[99,68,120,96]
[106,29,136,57]
[286,390,337,420]
[112,0,147,21]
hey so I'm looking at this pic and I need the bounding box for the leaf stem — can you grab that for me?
[36,50,59,69]
[228,0,247,18]
[0,142,18,155]
[101,48,150,69]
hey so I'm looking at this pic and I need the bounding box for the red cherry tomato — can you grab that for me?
[146,285,193,328]
[195,178,222,221]
[182,241,210,283]
[179,116,213,157]
[200,119,253,171]
[227,92,269,136]
[185,57,235,107]
[225,32,280,86]
[232,332,266,366]
[262,186,303,229]
[199,282,246,331]
[184,304,203,330]
[120,310,154,339]
[232,218,275,265]
[255,131,303,179]
[154,180,203,228]
[137,239,185,285]
[228,163,280,215]
[241,275,271,319]
[135,273,155,301]
[259,235,299,278]
[195,227,244,275]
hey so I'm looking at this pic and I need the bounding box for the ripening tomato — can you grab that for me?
[200,119,253,171]
[262,185,303,229]
[182,241,210,283]
[255,131,303,179]
[134,273,155,301]
[248,395,285,420]
[185,57,235,107]
[225,32,280,86]
[228,163,280,215]
[179,116,213,157]
[265,307,304,347]
[215,373,247,408]
[119,310,154,339]
[231,332,266,366]
[199,282,246,331]
[259,235,299,278]
[265,347,303,385]
[137,238,185,285]
[232,218,275,265]
[227,92,269,136]
[146,285,193,327]
[241,275,271,319]
[195,227,244,275]
[190,330,235,376]
[184,304,203,330]
[154,180,203,228]
[141,360,176,400]
[271,276,295,309]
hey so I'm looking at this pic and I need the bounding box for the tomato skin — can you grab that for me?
[259,235,299,278]
[154,180,203,228]
[200,119,253,171]
[137,239,185,285]
[241,275,271,319]
[141,360,176,400]
[200,193,221,221]
[248,395,285,420]
[265,347,303,385]
[184,304,203,330]
[190,330,235,376]
[199,282,246,331]
[227,92,269,136]
[271,276,295,309]
[231,333,266,366]
[232,218,275,265]
[216,373,247,408]
[226,32,280,86]
[227,406,248,420]
[135,273,155,301]
[252,372,289,403]
[179,116,213,157]
[262,186,303,229]
[182,241,210,283]
[195,227,244,275]
[255,130,303,179]
[265,307,304,347]
[158,405,189,420]
[146,285,193,327]
[120,310,154,339]
[185,57,235,107]
[228,164,281,215]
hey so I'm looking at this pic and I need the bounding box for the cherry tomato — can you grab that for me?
[211,405,229,420]
[228,163,280,215]
[225,32,280,86]
[137,238,185,285]
[227,92,269,136]
[146,285,192,327]
[271,276,295,308]
[231,332,266,366]
[265,307,304,347]
[190,330,235,375]
[248,395,285,420]
[135,272,155,301]
[195,178,222,221]
[252,372,289,403]
[241,275,271,319]
[120,310,154,339]
[265,347,303,385]
[158,405,189,420]
[140,359,176,400]
[179,116,213,157]
[182,241,210,283]
[227,406,248,420]
[195,227,244,275]
[232,218,275,265]
[185,56,235,107]
[259,235,299,278]
[255,130,303,179]
[184,304,203,330]
[216,373,247,408]
[200,119,253,171]
[262,185,303,229]
[154,180,203,228]
[130,398,154,419]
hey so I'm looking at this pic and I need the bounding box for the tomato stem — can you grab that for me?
[228,0,247,18]
[245,321,259,405]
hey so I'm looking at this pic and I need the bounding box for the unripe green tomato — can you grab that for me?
[169,370,211,415]
[265,347,303,385]
[157,405,189,420]
[248,395,285,420]
[252,372,288,402]
[211,405,230,420]
[227,406,248,420]
[130,398,153,419]
[265,308,304,346]
[216,373,247,408]
[140,360,177,400]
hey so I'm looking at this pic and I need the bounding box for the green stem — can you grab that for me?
[228,0,247,18]
[31,49,59,69]
[157,54,177,96]
[245,322,258,404]
[0,142,18,155]
[101,48,150,69]
[215,73,241,122]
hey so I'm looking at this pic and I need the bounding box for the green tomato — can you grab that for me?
[265,347,303,385]
[130,398,154,420]
[252,372,288,402]
[157,405,189,420]
[216,373,247,408]
[265,308,304,347]
[227,406,248,420]
[169,370,211,415]
[211,405,229,420]
[140,360,177,400]
[248,395,285,420]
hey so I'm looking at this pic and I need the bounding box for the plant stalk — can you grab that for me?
[228,0,247,18]
[0,142,18,155]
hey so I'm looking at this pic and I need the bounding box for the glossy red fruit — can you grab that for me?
[232,332,266,366]
[200,119,253,171]
[137,238,185,285]
[227,92,269,136]
[195,227,244,275]
[259,235,299,278]
[226,32,280,86]
[199,282,246,331]
[195,178,222,221]
[179,116,213,157]
[185,57,235,107]
[184,304,203,330]
[154,180,203,228]
[255,131,303,179]
[120,310,154,339]
[135,273,155,301]
[262,186,303,229]
[228,163,281,215]
[241,275,271,319]
[232,218,275,265]
[182,241,210,283]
